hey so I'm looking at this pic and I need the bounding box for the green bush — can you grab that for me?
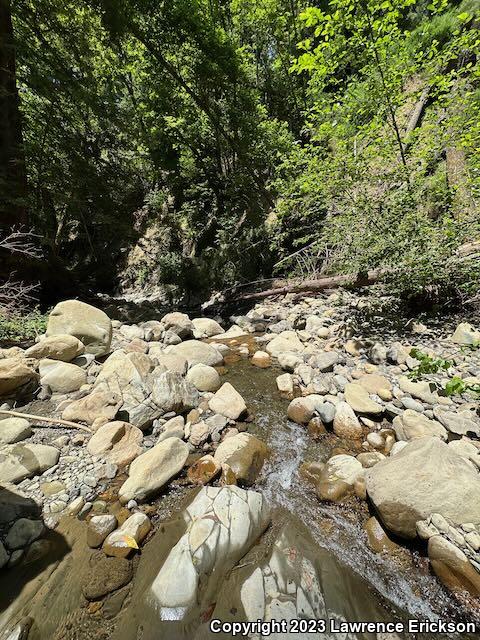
[0,311,48,345]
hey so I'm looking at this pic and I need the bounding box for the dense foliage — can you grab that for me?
[5,0,480,304]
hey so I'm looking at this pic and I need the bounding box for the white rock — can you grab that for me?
[209,383,247,420]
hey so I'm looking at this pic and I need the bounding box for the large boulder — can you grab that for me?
[266,331,304,357]
[208,382,247,420]
[46,300,112,356]
[0,417,32,444]
[39,359,87,393]
[287,395,322,425]
[0,358,38,396]
[213,433,269,484]
[428,535,480,596]
[161,312,193,339]
[62,387,122,429]
[149,352,188,375]
[366,437,480,538]
[0,444,60,484]
[392,409,447,441]
[316,455,364,501]
[433,406,480,438]
[87,421,143,467]
[25,334,84,362]
[450,322,480,346]
[167,340,223,367]
[192,317,224,339]
[118,437,189,503]
[149,486,270,617]
[94,351,198,429]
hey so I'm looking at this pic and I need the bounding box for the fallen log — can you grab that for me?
[237,269,385,302]
[0,409,91,433]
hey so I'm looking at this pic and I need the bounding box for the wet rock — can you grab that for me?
[192,317,224,339]
[209,382,247,420]
[87,421,143,467]
[0,443,60,484]
[428,535,480,596]
[161,312,194,339]
[186,363,221,392]
[316,455,364,501]
[213,433,269,484]
[266,331,304,356]
[392,409,447,441]
[251,351,271,368]
[357,452,385,468]
[344,383,383,415]
[87,514,117,548]
[103,512,151,558]
[118,437,189,503]
[287,395,321,425]
[1,617,33,640]
[5,518,44,550]
[433,406,480,437]
[25,334,84,362]
[0,417,31,444]
[187,454,221,484]
[168,340,223,367]
[450,322,480,346]
[366,437,480,538]
[332,401,363,439]
[149,486,270,617]
[0,358,38,396]
[219,462,237,485]
[364,516,400,554]
[82,556,133,600]
[0,541,8,568]
[39,359,87,393]
[308,417,327,439]
[46,299,112,356]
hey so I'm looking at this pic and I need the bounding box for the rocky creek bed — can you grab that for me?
[0,291,479,639]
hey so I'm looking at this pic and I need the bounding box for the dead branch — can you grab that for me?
[0,409,91,433]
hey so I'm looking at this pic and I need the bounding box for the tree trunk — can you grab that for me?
[0,0,28,230]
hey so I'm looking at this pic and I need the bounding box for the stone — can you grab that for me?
[161,312,194,339]
[82,556,133,600]
[192,317,224,338]
[357,452,385,468]
[0,483,40,523]
[450,322,480,346]
[189,421,210,446]
[0,417,31,444]
[41,480,65,496]
[87,421,143,467]
[266,331,304,356]
[332,401,363,439]
[213,433,269,484]
[149,486,270,617]
[251,351,271,368]
[287,396,321,425]
[308,352,339,372]
[25,334,84,362]
[428,536,480,596]
[0,358,38,396]
[392,410,447,441]
[364,516,400,554]
[277,352,303,372]
[369,343,387,364]
[67,496,85,516]
[87,514,117,548]
[62,387,122,428]
[344,383,383,414]
[276,373,293,395]
[366,437,480,538]
[357,374,392,394]
[448,439,480,469]
[46,300,112,356]
[158,416,185,442]
[187,454,221,484]
[398,377,441,405]
[433,406,480,438]
[316,455,364,502]
[168,340,223,367]
[39,359,87,393]
[150,352,188,375]
[186,363,221,392]
[103,513,151,558]
[209,382,247,420]
[5,518,45,550]
[119,324,145,341]
[118,437,189,503]
[0,444,60,484]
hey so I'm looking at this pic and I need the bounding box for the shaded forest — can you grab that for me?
[1,0,479,310]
